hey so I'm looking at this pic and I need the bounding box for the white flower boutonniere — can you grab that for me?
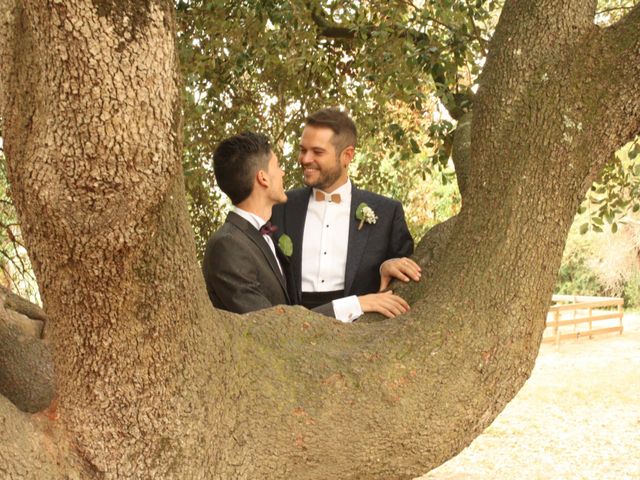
[356,202,378,230]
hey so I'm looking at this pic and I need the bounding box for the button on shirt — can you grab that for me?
[231,207,283,275]
[301,180,363,322]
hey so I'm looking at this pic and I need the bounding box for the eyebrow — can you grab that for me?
[300,144,326,152]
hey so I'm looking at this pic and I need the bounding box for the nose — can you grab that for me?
[299,151,311,165]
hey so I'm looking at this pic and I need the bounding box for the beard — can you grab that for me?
[303,157,343,191]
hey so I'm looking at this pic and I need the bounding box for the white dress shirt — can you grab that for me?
[232,207,283,275]
[301,180,363,322]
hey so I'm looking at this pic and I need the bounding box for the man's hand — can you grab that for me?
[358,291,409,318]
[379,257,421,291]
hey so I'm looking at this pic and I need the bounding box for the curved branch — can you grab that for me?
[310,5,430,43]
[308,3,474,119]
[596,5,636,17]
[310,8,356,39]
[0,312,54,413]
[597,3,640,146]
[1,285,47,323]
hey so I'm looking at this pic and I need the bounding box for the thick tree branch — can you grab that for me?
[0,0,18,115]
[1,285,47,322]
[310,8,356,39]
[496,0,598,43]
[0,315,54,412]
[0,288,54,412]
[479,0,598,113]
[310,4,430,43]
[596,3,640,147]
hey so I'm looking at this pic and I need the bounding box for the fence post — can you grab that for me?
[618,302,624,335]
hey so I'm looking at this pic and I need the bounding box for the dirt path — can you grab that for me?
[420,314,640,480]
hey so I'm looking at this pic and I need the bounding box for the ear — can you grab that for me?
[256,169,269,188]
[341,146,355,167]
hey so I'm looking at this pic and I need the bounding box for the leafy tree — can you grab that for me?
[176,0,496,253]
[0,1,639,479]
[178,0,640,254]
[580,137,640,233]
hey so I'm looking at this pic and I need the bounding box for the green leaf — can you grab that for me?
[604,212,614,224]
[355,202,367,221]
[410,138,421,154]
[611,222,618,234]
[579,223,589,235]
[277,234,293,257]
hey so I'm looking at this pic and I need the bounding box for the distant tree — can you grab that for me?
[0,150,37,300]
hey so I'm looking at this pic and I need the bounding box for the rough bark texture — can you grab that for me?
[0,0,639,479]
[0,306,54,412]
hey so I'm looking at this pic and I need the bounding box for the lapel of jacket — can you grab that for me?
[344,186,372,295]
[227,212,290,303]
[275,245,299,304]
[286,188,312,292]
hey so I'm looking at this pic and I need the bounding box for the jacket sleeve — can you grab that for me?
[387,200,414,258]
[310,302,336,318]
[202,235,275,314]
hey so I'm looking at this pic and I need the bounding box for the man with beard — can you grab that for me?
[270,109,421,322]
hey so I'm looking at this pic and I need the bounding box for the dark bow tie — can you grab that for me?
[315,191,341,204]
[259,222,278,237]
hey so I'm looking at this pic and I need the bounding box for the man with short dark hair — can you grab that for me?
[202,131,410,319]
[271,108,421,322]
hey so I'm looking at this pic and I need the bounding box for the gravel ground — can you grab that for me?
[419,313,640,480]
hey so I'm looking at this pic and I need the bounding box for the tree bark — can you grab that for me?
[0,1,638,479]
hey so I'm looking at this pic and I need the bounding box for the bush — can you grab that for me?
[555,226,607,296]
[623,273,640,309]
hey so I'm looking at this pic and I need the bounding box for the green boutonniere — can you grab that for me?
[278,234,293,256]
[355,202,378,230]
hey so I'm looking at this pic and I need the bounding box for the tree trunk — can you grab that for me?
[0,1,638,479]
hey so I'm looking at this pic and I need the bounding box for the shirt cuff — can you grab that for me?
[332,295,363,323]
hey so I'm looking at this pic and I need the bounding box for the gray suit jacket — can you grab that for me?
[202,212,334,316]
[271,186,414,296]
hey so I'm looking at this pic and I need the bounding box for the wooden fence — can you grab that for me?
[543,294,624,346]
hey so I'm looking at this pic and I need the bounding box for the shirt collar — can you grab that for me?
[231,206,268,231]
[312,179,352,203]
